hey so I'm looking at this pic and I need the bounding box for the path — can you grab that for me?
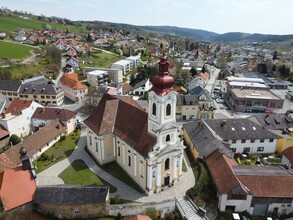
[37,126,195,203]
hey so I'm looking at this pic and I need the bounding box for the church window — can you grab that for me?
[166,103,171,116]
[165,158,170,170]
[128,155,131,167]
[96,142,98,152]
[152,169,156,178]
[166,134,170,142]
[89,136,92,145]
[152,103,156,116]
[118,146,120,156]
[140,161,144,178]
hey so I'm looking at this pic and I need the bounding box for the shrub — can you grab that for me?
[145,208,159,220]
[187,161,208,198]
[9,134,21,145]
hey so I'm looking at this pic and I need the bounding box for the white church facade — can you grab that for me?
[84,55,185,194]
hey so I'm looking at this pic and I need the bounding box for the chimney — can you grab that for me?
[1,112,6,119]
[221,120,227,127]
[56,124,60,129]
[265,113,270,118]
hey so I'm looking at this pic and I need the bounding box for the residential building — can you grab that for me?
[248,112,293,152]
[132,79,152,96]
[60,73,88,102]
[35,185,109,219]
[111,60,131,75]
[176,94,198,120]
[206,150,293,216]
[0,119,67,170]
[19,76,64,106]
[189,86,214,110]
[84,55,184,194]
[188,77,206,91]
[86,70,109,87]
[31,107,77,134]
[226,77,284,112]
[83,67,123,83]
[0,80,22,101]
[0,100,43,137]
[184,118,280,156]
[126,55,141,68]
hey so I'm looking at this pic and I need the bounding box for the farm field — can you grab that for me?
[0,40,32,58]
[0,15,86,33]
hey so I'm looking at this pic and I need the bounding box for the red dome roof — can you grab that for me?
[151,54,174,96]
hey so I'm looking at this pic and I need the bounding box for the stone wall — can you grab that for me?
[35,203,109,219]
[109,199,175,217]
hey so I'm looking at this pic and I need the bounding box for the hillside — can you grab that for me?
[0,15,86,34]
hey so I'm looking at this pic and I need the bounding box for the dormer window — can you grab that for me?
[166,134,170,142]
[152,103,156,116]
[166,104,171,116]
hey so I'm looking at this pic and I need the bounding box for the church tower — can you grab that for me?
[146,54,184,193]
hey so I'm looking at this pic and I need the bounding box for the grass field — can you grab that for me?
[79,51,123,70]
[58,160,117,193]
[0,40,32,58]
[0,15,86,33]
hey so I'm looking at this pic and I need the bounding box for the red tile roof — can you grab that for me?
[0,125,9,138]
[122,83,133,95]
[84,94,156,157]
[0,167,36,211]
[282,146,293,164]
[5,100,32,115]
[60,73,87,90]
[205,150,242,194]
[0,119,66,169]
[31,107,76,122]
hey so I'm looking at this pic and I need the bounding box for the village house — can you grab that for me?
[59,73,88,102]
[84,55,185,194]
[31,107,76,134]
[281,146,293,172]
[19,76,64,106]
[0,80,22,101]
[132,79,152,97]
[0,119,67,170]
[86,70,109,87]
[183,118,280,157]
[83,67,123,83]
[0,100,43,138]
[206,149,293,217]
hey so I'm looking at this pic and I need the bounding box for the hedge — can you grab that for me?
[187,161,209,198]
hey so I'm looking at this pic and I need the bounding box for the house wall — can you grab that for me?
[83,67,122,83]
[183,128,200,159]
[19,92,64,106]
[0,90,18,101]
[63,117,77,134]
[229,138,277,154]
[267,200,293,216]
[281,156,292,172]
[36,203,108,219]
[277,138,293,153]
[0,115,28,138]
[219,194,252,213]
[61,85,88,102]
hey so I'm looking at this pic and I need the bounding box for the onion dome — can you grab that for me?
[19,146,27,157]
[151,54,174,96]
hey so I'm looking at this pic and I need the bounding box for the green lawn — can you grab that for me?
[35,130,80,173]
[58,160,117,193]
[79,51,123,70]
[0,41,32,58]
[101,162,145,193]
[0,15,86,33]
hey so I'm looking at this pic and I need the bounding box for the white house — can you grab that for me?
[83,67,123,83]
[132,79,152,97]
[0,100,43,138]
[111,60,131,75]
[86,70,109,87]
[126,55,140,68]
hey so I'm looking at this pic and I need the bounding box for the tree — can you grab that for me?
[201,65,206,73]
[190,42,195,51]
[190,67,197,77]
[10,134,21,145]
[257,63,268,74]
[86,33,92,43]
[273,51,278,60]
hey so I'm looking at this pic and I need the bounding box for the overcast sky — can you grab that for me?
[1,0,293,35]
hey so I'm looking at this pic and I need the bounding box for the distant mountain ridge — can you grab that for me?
[84,20,293,42]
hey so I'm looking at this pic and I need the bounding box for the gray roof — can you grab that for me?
[0,80,22,91]
[35,185,109,205]
[183,120,232,158]
[19,83,63,95]
[189,86,213,102]
[176,94,198,106]
[204,118,280,141]
[249,113,293,131]
[133,79,147,90]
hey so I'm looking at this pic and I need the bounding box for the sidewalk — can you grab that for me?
[37,127,195,203]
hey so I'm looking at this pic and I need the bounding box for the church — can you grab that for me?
[84,55,185,194]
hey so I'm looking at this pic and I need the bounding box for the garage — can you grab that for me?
[253,204,268,215]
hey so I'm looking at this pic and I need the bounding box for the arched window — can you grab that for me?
[166,134,170,142]
[166,103,171,116]
[165,158,170,170]
[152,103,156,116]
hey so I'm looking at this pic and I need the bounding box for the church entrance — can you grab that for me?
[164,176,170,186]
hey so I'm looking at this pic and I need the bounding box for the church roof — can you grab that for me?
[84,94,156,158]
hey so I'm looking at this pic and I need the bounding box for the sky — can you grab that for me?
[1,0,293,35]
